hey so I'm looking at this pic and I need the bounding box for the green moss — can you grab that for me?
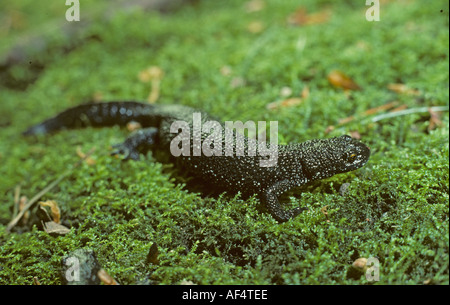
[0,0,448,285]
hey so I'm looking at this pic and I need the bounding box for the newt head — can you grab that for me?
[300,135,370,181]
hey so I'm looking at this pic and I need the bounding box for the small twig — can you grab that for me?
[13,185,21,218]
[371,106,449,122]
[6,147,96,233]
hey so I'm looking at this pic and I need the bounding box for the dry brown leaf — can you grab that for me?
[349,131,361,140]
[138,66,163,82]
[148,84,161,103]
[287,7,331,26]
[138,66,164,104]
[42,221,71,235]
[98,268,119,285]
[267,86,309,110]
[324,125,335,134]
[387,83,420,96]
[327,70,361,90]
[13,186,29,224]
[300,85,310,99]
[390,104,408,112]
[330,101,401,131]
[266,98,300,110]
[13,185,21,214]
[76,146,96,165]
[126,121,142,132]
[352,258,368,273]
[19,195,30,224]
[363,101,399,115]
[337,115,355,125]
[39,200,61,223]
[320,205,330,223]
[428,107,443,131]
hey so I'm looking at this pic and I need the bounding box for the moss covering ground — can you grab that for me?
[0,0,448,285]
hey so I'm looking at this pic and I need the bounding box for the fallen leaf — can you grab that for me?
[76,146,96,165]
[98,268,119,285]
[387,83,420,96]
[266,86,309,110]
[390,104,408,112]
[39,200,61,223]
[363,101,399,115]
[324,125,335,134]
[19,196,29,224]
[337,115,355,125]
[428,107,443,131]
[349,131,361,139]
[267,97,304,110]
[328,101,403,132]
[18,195,27,209]
[42,221,71,235]
[327,70,361,90]
[138,66,164,104]
[321,205,330,222]
[126,121,142,132]
[138,66,163,82]
[287,7,331,26]
[352,258,368,273]
[300,85,310,99]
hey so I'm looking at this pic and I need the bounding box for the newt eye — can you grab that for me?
[345,153,357,163]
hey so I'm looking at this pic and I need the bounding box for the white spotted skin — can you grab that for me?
[24,101,370,222]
